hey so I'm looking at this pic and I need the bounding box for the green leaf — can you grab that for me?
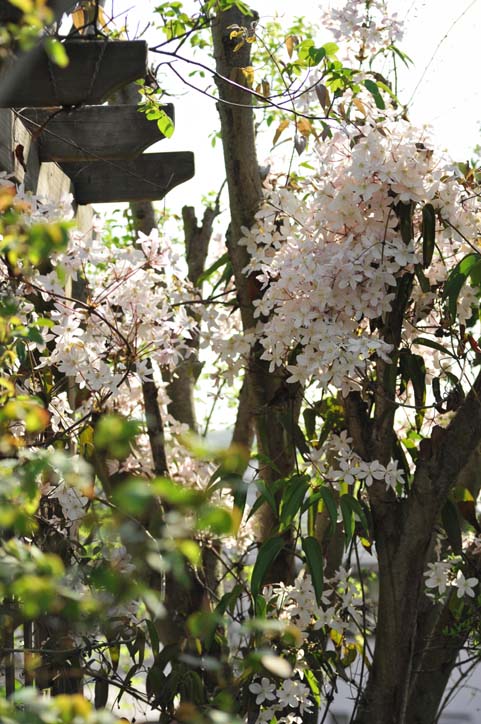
[8,0,31,11]
[196,506,233,534]
[422,203,436,269]
[388,44,413,67]
[308,46,326,64]
[94,414,141,460]
[113,476,203,516]
[188,611,220,651]
[279,414,310,457]
[415,264,431,293]
[443,253,481,320]
[399,349,426,431]
[156,109,175,138]
[253,594,266,619]
[441,500,462,554]
[303,407,317,439]
[279,474,309,530]
[152,477,204,507]
[146,619,160,657]
[412,337,457,359]
[94,678,109,709]
[320,486,338,536]
[339,496,355,545]
[251,536,284,597]
[302,536,324,605]
[302,487,338,537]
[44,38,69,68]
[322,42,339,57]
[340,494,369,534]
[363,79,385,110]
[197,251,229,285]
[215,584,243,616]
[304,667,321,706]
[397,202,413,245]
[317,396,345,447]
[247,480,277,522]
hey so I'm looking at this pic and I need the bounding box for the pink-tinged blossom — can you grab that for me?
[322,0,403,62]
[241,103,478,396]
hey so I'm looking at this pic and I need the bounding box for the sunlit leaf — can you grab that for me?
[156,109,175,138]
[273,119,289,146]
[285,34,298,58]
[45,38,69,68]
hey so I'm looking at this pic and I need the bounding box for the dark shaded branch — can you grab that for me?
[231,374,254,449]
[212,6,302,582]
[142,361,169,477]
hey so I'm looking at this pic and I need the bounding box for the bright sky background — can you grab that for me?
[96,0,481,430]
[103,0,481,212]
[92,0,481,431]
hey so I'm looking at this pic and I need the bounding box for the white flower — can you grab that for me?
[278,714,303,724]
[276,679,312,712]
[424,561,451,595]
[384,460,405,492]
[249,677,276,705]
[276,678,300,709]
[453,570,478,599]
[357,459,386,487]
[256,709,278,724]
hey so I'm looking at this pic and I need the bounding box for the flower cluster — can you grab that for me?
[34,226,197,408]
[241,116,478,396]
[322,0,404,61]
[424,559,479,599]
[246,571,367,723]
[308,432,405,492]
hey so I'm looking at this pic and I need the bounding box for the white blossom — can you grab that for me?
[453,570,478,599]
[424,561,451,595]
[249,677,276,705]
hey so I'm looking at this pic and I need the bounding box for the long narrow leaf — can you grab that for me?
[412,337,457,359]
[320,487,338,537]
[302,536,324,605]
[251,536,284,597]
[422,203,436,269]
[339,496,355,546]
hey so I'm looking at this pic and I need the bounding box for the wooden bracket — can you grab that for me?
[19,105,174,161]
[60,152,195,204]
[0,39,147,108]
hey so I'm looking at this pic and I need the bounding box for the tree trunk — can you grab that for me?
[212,6,302,582]
[353,367,481,723]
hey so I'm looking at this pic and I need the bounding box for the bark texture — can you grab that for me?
[212,8,302,581]
[351,331,481,723]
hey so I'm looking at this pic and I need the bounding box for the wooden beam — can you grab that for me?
[60,152,195,204]
[0,108,42,190]
[19,105,174,161]
[0,109,75,202]
[37,161,72,203]
[0,40,147,108]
